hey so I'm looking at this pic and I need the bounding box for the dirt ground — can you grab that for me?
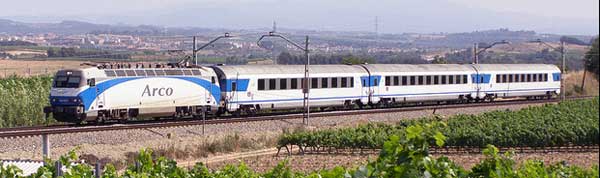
[0,59,85,77]
[205,151,599,173]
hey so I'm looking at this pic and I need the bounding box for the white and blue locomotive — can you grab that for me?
[45,64,560,123]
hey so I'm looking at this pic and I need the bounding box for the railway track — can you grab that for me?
[0,96,594,138]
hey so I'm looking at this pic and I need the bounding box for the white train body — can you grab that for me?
[212,65,368,113]
[367,64,477,103]
[47,67,220,123]
[474,64,561,98]
[46,63,561,123]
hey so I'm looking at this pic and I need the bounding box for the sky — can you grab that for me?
[1,0,598,35]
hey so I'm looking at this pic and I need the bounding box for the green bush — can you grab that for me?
[278,98,600,150]
[0,75,55,128]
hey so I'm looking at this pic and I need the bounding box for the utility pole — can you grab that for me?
[193,36,197,65]
[473,43,478,64]
[258,32,310,126]
[560,41,566,100]
[528,39,567,101]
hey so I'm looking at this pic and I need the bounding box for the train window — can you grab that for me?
[401,76,408,86]
[291,78,298,89]
[311,78,319,89]
[434,75,439,85]
[441,75,447,84]
[322,78,328,88]
[462,75,468,84]
[508,74,513,83]
[393,76,399,86]
[183,70,193,76]
[533,74,538,82]
[538,74,544,82]
[455,75,462,84]
[231,82,237,91]
[332,78,338,88]
[146,70,156,76]
[280,79,287,90]
[448,75,454,84]
[341,78,347,88]
[418,76,424,85]
[125,70,136,76]
[543,74,548,82]
[105,70,116,77]
[211,77,216,84]
[519,74,524,82]
[135,70,146,76]
[258,79,265,90]
[514,74,520,82]
[268,79,276,90]
[409,76,416,85]
[425,76,432,85]
[350,77,354,87]
[385,76,391,86]
[191,70,202,75]
[501,74,507,83]
[496,74,501,83]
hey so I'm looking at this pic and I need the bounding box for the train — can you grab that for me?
[44,64,561,124]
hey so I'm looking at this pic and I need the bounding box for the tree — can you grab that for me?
[431,55,448,64]
[341,55,375,64]
[585,37,599,79]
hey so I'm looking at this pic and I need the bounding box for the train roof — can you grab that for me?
[473,64,560,72]
[364,64,473,73]
[212,65,366,76]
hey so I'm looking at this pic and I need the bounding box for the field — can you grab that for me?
[0,59,84,78]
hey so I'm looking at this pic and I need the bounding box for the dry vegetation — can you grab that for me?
[564,70,599,96]
[0,59,85,77]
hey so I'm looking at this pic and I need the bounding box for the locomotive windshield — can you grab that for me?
[53,70,83,88]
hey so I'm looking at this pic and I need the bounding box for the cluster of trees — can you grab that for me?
[585,37,599,79]
[0,40,37,46]
[47,47,131,59]
[276,51,428,65]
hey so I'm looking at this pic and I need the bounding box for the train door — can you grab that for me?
[359,76,369,105]
[360,75,381,105]
[471,73,491,99]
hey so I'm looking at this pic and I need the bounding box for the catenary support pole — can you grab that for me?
[561,41,566,101]
[304,35,310,126]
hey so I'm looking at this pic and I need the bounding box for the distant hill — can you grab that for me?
[0,19,217,35]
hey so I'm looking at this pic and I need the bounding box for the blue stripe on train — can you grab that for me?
[229,88,559,104]
[77,76,220,111]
